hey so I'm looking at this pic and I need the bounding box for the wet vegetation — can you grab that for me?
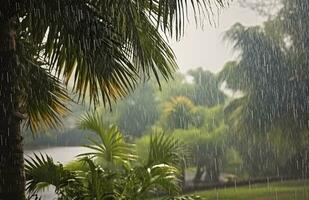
[2,0,309,199]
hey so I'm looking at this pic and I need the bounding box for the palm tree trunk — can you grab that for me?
[0,16,26,200]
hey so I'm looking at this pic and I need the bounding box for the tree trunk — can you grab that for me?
[193,164,204,183]
[0,16,26,200]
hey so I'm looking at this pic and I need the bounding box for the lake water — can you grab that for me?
[24,146,89,164]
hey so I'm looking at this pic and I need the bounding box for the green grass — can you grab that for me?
[186,180,309,200]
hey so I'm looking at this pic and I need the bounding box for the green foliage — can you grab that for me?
[3,0,228,198]
[24,68,229,146]
[203,105,225,132]
[157,73,194,103]
[146,133,186,167]
[221,0,309,135]
[25,112,190,199]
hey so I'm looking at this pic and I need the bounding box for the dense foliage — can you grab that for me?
[25,113,199,199]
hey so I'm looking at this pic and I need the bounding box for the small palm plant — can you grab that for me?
[78,112,136,170]
[25,112,195,199]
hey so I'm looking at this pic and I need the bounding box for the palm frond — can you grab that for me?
[147,163,181,194]
[147,132,186,167]
[80,157,118,199]
[12,37,71,132]
[18,0,161,106]
[25,153,79,195]
[79,112,136,168]
[120,164,181,199]
[146,0,230,39]
[79,112,106,134]
[24,68,70,132]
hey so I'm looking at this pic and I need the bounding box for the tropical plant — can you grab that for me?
[0,1,229,197]
[25,113,187,199]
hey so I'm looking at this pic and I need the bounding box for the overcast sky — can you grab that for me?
[169,2,266,74]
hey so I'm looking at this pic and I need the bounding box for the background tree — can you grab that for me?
[220,0,309,178]
[116,83,159,137]
[161,96,201,130]
[188,68,226,107]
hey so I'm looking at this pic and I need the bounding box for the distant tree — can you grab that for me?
[172,127,227,183]
[162,96,201,130]
[157,73,194,102]
[221,22,290,133]
[117,83,159,137]
[188,68,226,107]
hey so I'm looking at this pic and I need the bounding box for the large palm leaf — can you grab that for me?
[23,65,70,132]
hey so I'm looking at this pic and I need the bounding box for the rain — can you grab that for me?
[1,0,309,199]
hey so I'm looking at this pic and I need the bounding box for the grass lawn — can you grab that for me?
[185,180,309,200]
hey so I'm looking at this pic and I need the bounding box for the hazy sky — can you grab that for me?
[170,2,266,73]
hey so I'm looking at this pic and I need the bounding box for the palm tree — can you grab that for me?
[0,1,228,198]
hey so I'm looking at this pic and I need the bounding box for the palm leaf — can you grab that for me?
[146,0,230,39]
[119,164,181,199]
[79,112,136,169]
[25,153,79,195]
[80,157,118,200]
[147,132,186,168]
[24,68,70,132]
